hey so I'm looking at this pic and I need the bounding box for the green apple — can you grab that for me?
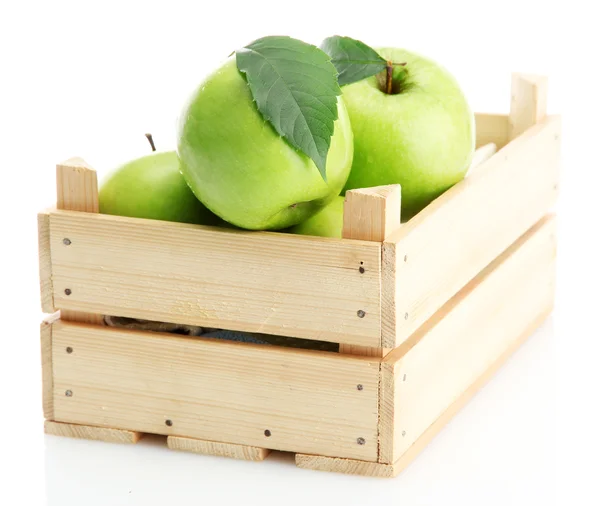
[341,48,475,220]
[176,58,354,230]
[99,146,221,226]
[287,195,344,238]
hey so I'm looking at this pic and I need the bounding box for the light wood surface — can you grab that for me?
[467,142,497,174]
[509,73,548,140]
[168,436,270,461]
[48,211,381,346]
[55,158,104,325]
[41,313,59,420]
[340,185,400,356]
[474,112,509,149]
[45,420,142,444]
[296,454,395,478]
[38,211,54,313]
[51,321,380,461]
[380,215,556,463]
[300,305,552,477]
[381,114,560,348]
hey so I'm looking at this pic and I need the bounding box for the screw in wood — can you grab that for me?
[66,347,73,354]
[357,437,365,445]
[65,390,73,397]
[64,288,72,296]
[264,430,271,437]
[165,419,173,427]
[357,384,363,391]
[404,312,408,320]
[402,430,406,437]
[357,310,366,318]
[63,238,71,246]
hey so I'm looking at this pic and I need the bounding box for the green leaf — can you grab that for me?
[320,35,387,86]
[236,36,341,180]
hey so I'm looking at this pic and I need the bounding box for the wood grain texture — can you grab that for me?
[474,113,509,149]
[381,115,560,348]
[295,454,395,478]
[38,211,54,313]
[45,420,141,444]
[48,210,381,346]
[340,184,400,356]
[51,321,380,461]
[304,304,553,478]
[41,313,60,420]
[56,158,104,326]
[168,436,270,461]
[509,73,548,140]
[382,215,556,463]
[56,158,99,212]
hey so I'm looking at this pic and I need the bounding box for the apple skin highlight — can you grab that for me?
[341,47,475,221]
[176,58,354,231]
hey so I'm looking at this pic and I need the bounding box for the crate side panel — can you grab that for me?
[38,211,54,313]
[48,213,381,346]
[474,113,509,149]
[383,115,560,348]
[51,322,380,461]
[387,215,556,462]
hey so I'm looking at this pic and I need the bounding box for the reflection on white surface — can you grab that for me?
[43,318,556,506]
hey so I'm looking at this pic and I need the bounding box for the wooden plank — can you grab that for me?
[302,305,552,477]
[45,420,141,444]
[509,73,548,141]
[38,211,54,313]
[50,321,381,461]
[40,313,60,420]
[295,454,395,478]
[474,113,509,149]
[381,215,556,463]
[466,142,497,175]
[340,184,400,356]
[56,158,104,326]
[168,436,270,461]
[381,115,560,348]
[48,211,381,346]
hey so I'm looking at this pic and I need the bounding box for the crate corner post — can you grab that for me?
[340,184,401,358]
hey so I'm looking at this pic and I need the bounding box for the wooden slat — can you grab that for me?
[51,321,380,461]
[303,305,552,477]
[474,113,509,149]
[40,313,59,420]
[509,74,548,141]
[380,215,556,464]
[45,420,141,444]
[340,185,400,356]
[466,142,497,175]
[48,211,381,346]
[168,436,270,461]
[296,454,395,478]
[56,158,104,326]
[38,211,54,313]
[381,115,560,348]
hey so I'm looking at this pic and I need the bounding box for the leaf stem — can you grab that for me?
[386,61,393,95]
[145,133,156,152]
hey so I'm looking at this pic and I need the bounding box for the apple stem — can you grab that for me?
[385,62,393,95]
[145,133,156,152]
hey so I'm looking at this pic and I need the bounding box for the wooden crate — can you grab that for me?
[38,73,559,477]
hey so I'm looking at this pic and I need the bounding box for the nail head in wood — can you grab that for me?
[359,266,365,274]
[66,347,73,354]
[65,390,73,397]
[64,288,72,296]
[357,310,366,318]
[404,312,409,320]
[264,430,271,437]
[63,238,71,246]
[357,437,365,445]
[357,384,363,391]
[165,419,173,427]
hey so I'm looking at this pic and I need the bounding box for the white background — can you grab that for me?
[1,0,598,504]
